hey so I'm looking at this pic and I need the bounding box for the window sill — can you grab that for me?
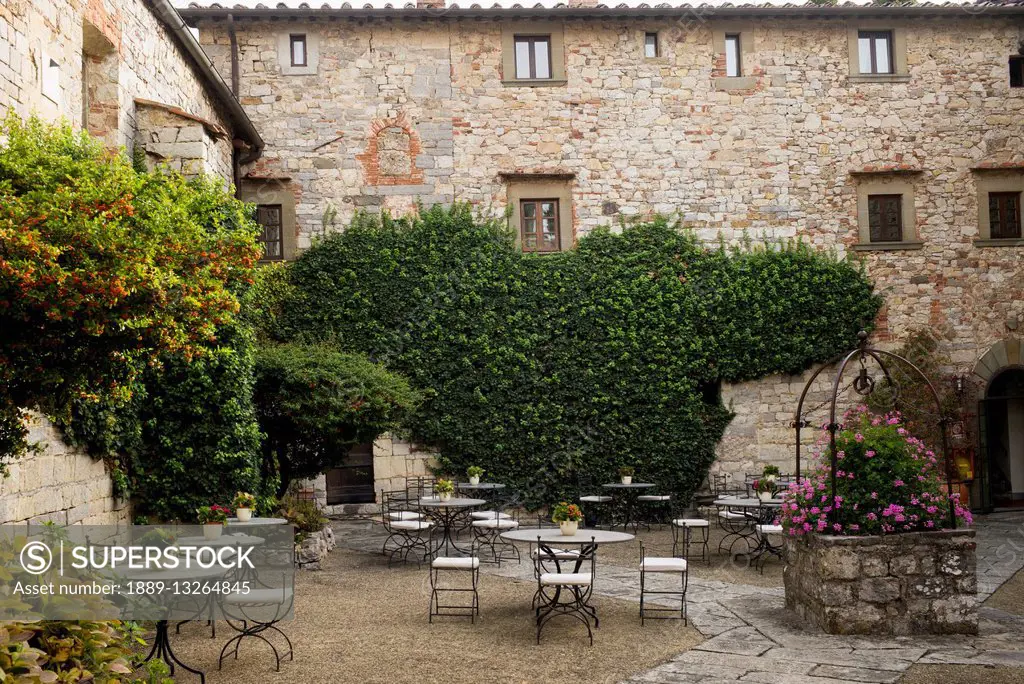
[501,79,568,88]
[848,74,910,84]
[974,238,1024,248]
[852,241,924,252]
[714,76,759,91]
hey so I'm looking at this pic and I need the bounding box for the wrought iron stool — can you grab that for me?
[639,542,688,625]
[428,547,481,623]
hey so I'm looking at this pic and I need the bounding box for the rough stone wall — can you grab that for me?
[0,0,233,179]
[136,100,232,178]
[196,15,1024,481]
[784,529,978,635]
[0,413,130,527]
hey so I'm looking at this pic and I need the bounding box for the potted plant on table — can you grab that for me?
[436,478,455,503]
[197,504,230,540]
[551,501,584,536]
[761,464,781,484]
[619,466,635,485]
[754,478,776,502]
[233,491,257,522]
[466,466,485,486]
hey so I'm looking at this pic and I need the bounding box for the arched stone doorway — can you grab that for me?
[974,338,1024,509]
[981,367,1024,508]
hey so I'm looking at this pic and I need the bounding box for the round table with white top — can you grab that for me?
[417,497,487,556]
[226,516,289,527]
[713,496,783,558]
[602,482,656,529]
[121,563,230,684]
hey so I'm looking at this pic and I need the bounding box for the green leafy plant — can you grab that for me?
[0,114,260,468]
[233,492,257,510]
[253,342,421,491]
[466,466,484,478]
[762,464,781,478]
[435,478,455,495]
[197,504,230,525]
[551,502,583,523]
[279,496,327,542]
[271,205,879,506]
[618,466,635,478]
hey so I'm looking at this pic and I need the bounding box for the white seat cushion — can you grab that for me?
[637,495,671,502]
[641,557,688,573]
[470,511,511,520]
[432,556,480,570]
[579,496,612,503]
[673,518,709,528]
[389,520,434,531]
[756,524,784,536]
[718,510,748,521]
[540,572,592,586]
[388,511,422,521]
[471,519,519,530]
[531,547,581,561]
[223,588,293,605]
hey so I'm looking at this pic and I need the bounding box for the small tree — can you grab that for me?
[0,114,260,465]
[253,342,421,490]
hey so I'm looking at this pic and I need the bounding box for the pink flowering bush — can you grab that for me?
[780,406,972,536]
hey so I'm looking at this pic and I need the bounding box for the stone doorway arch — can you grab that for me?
[974,338,1024,510]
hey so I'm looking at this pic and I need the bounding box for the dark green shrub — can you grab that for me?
[253,342,422,489]
[274,205,880,506]
[279,496,327,542]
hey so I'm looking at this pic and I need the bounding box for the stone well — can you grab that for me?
[784,529,978,635]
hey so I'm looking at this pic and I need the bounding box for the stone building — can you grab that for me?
[179,0,1024,510]
[0,0,263,523]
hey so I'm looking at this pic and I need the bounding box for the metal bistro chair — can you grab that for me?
[535,535,597,646]
[752,524,785,573]
[381,490,434,567]
[218,576,294,673]
[471,509,521,565]
[528,514,582,609]
[671,509,710,564]
[635,493,672,531]
[639,542,688,625]
[428,541,481,623]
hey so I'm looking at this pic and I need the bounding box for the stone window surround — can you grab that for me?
[852,172,923,251]
[278,30,319,75]
[847,23,909,83]
[501,22,567,87]
[503,174,574,252]
[711,24,757,91]
[973,170,1024,247]
[240,181,299,261]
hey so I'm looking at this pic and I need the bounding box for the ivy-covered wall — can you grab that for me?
[270,205,881,506]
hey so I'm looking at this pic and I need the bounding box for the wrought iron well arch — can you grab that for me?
[791,331,957,529]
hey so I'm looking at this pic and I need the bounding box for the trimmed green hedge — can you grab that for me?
[267,205,881,506]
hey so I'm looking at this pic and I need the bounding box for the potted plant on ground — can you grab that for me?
[551,501,584,536]
[233,491,257,522]
[761,464,781,483]
[466,466,484,486]
[619,466,635,485]
[436,478,455,503]
[754,478,775,502]
[197,504,230,540]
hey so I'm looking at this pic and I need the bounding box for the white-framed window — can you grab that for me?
[644,32,659,59]
[724,34,741,77]
[857,30,893,75]
[290,34,307,67]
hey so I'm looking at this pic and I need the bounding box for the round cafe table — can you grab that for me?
[226,516,289,526]
[121,563,230,684]
[714,496,783,558]
[417,497,486,556]
[602,482,656,530]
[501,527,634,626]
